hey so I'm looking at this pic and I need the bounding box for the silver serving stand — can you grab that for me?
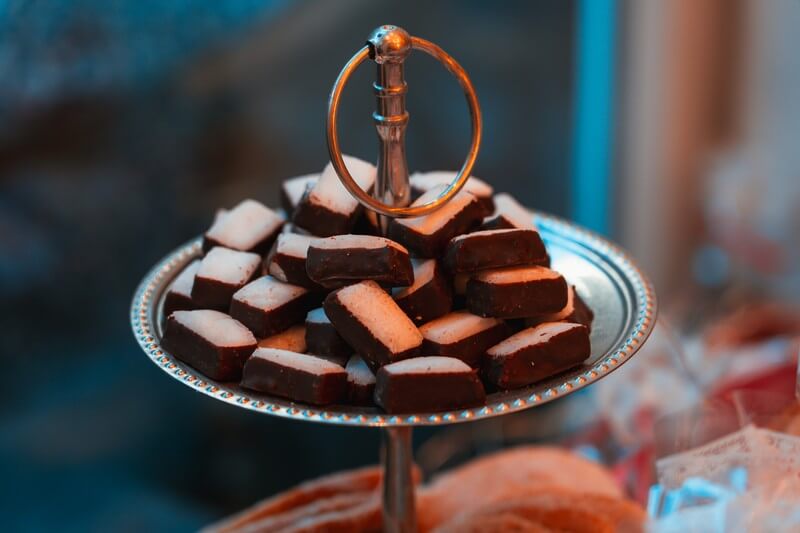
[130,26,657,533]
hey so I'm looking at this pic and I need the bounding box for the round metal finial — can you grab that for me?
[368,25,412,64]
[327,25,482,219]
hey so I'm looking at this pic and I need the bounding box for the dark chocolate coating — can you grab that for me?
[443,229,548,273]
[483,324,590,389]
[525,286,595,330]
[192,271,258,311]
[474,195,495,217]
[292,188,361,237]
[229,289,318,339]
[164,291,195,316]
[467,271,567,318]
[421,320,511,368]
[345,356,376,405]
[571,290,595,327]
[241,354,347,405]
[352,210,381,236]
[264,243,321,290]
[162,315,255,381]
[375,365,486,413]
[323,290,420,371]
[392,262,452,324]
[306,312,353,358]
[306,241,414,288]
[349,379,375,405]
[387,194,484,257]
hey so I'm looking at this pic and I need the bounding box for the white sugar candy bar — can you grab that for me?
[524,285,594,330]
[203,199,284,254]
[410,171,494,215]
[375,356,486,413]
[479,192,538,231]
[323,281,423,371]
[265,233,320,289]
[388,186,484,257]
[419,311,511,368]
[241,348,347,405]
[281,173,318,216]
[345,355,376,405]
[191,247,261,310]
[306,234,414,288]
[164,259,200,315]
[257,324,307,353]
[305,307,352,358]
[443,229,548,273]
[392,259,452,324]
[162,309,257,381]
[230,276,318,338]
[484,322,590,389]
[292,155,376,237]
[467,266,568,318]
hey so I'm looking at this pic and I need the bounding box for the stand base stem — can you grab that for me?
[382,426,417,533]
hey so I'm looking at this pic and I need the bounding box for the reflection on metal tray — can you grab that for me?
[131,210,656,427]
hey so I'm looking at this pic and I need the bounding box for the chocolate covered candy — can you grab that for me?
[453,273,469,296]
[305,307,352,359]
[191,247,261,310]
[163,309,256,381]
[392,259,452,324]
[241,348,347,405]
[307,235,413,288]
[410,171,494,216]
[478,192,537,231]
[467,266,567,318]
[345,355,376,405]
[484,322,590,389]
[443,229,548,273]
[293,155,376,237]
[230,276,317,338]
[281,173,318,216]
[265,233,320,289]
[164,259,200,315]
[451,272,469,309]
[257,324,307,353]
[323,281,423,370]
[352,208,381,236]
[524,285,594,329]
[203,199,284,255]
[388,187,484,257]
[419,311,510,368]
[374,356,486,413]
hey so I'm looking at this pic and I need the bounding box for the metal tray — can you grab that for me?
[131,210,656,427]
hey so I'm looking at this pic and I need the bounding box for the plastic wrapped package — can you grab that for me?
[649,385,800,532]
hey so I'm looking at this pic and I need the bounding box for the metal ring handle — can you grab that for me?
[327,36,482,218]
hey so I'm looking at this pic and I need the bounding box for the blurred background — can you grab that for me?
[1,0,799,531]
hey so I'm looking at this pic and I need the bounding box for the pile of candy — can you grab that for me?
[161,155,593,413]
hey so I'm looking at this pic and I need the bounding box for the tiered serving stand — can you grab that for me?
[131,26,657,533]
